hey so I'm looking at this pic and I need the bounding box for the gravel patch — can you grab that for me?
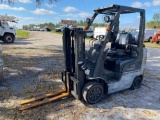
[0,31,159,120]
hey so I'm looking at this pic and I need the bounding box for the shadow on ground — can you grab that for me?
[0,38,34,45]
[0,45,160,120]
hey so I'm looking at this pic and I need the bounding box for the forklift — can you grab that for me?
[19,4,147,110]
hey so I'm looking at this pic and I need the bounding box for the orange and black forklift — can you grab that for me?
[19,4,147,110]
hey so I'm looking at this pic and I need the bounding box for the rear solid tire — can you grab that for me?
[130,77,142,90]
[3,34,15,43]
[148,37,152,42]
[82,81,103,104]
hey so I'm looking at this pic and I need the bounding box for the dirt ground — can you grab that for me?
[0,31,160,120]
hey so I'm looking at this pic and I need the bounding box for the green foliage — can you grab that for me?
[23,22,60,31]
[0,0,58,5]
[146,13,160,28]
[16,30,29,38]
[77,20,108,27]
[153,13,160,22]
[23,20,107,31]
[39,22,55,30]
[23,25,33,30]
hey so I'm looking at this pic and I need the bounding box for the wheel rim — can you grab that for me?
[99,35,104,40]
[87,85,103,103]
[6,36,13,42]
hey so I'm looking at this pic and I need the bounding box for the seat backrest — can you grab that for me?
[130,32,139,45]
[118,33,132,45]
[112,33,132,49]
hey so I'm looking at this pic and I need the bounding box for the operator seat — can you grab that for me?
[108,32,133,57]
[104,32,138,72]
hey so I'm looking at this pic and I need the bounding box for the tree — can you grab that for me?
[146,13,160,28]
[22,22,58,30]
[35,0,59,6]
[0,0,58,5]
[23,25,28,30]
[153,13,160,22]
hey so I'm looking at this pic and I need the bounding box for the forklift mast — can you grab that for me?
[63,28,86,99]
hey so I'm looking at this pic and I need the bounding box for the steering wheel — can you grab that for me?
[98,35,104,40]
[122,30,126,33]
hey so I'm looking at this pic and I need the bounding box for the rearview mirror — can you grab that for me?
[104,16,110,23]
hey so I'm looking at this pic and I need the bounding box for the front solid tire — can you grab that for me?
[130,77,142,90]
[3,34,15,43]
[82,81,103,104]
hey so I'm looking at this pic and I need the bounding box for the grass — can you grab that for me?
[16,30,29,38]
[144,42,160,48]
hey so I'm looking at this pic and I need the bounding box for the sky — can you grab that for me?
[0,0,160,28]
